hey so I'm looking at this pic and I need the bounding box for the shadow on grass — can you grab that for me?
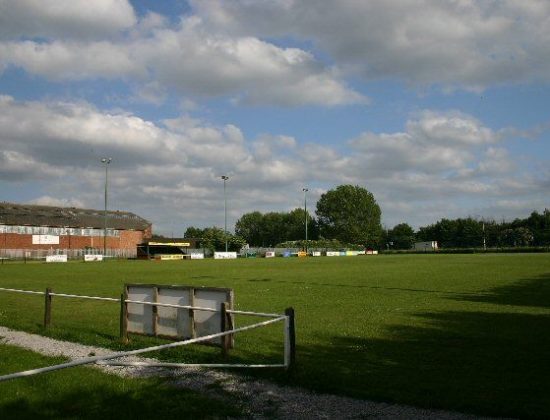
[451,273,550,309]
[0,378,239,419]
[189,276,217,280]
[293,313,550,419]
[248,277,482,296]
[284,275,550,419]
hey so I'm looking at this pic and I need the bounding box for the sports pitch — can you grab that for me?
[1,254,549,418]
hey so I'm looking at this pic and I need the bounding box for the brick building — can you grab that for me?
[0,202,152,259]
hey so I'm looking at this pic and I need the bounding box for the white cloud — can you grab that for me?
[349,110,499,175]
[132,17,365,105]
[0,96,168,163]
[0,96,309,230]
[0,95,258,173]
[193,0,550,89]
[0,0,136,40]
[0,13,365,107]
[253,135,296,160]
[0,95,546,233]
[2,0,549,107]
[0,150,64,180]
[476,147,515,175]
[406,111,498,145]
[0,40,140,80]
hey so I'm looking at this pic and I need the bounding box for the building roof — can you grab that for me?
[144,237,199,246]
[0,202,151,231]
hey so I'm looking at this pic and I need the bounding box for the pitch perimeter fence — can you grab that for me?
[0,286,295,382]
[1,248,137,261]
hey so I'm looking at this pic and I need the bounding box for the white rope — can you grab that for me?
[227,309,282,318]
[124,299,218,313]
[97,361,286,369]
[0,287,45,295]
[0,316,287,382]
[51,292,118,302]
[0,287,284,317]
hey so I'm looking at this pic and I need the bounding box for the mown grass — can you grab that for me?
[1,254,550,418]
[0,344,240,419]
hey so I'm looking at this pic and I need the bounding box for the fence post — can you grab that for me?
[119,293,128,344]
[284,307,296,369]
[152,287,158,337]
[220,302,230,357]
[44,288,52,328]
[189,288,196,338]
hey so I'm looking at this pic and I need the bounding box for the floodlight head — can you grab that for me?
[221,175,229,181]
[101,157,112,164]
[303,188,309,192]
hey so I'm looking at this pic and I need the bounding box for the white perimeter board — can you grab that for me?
[126,286,154,335]
[124,284,233,347]
[194,288,230,345]
[156,287,192,338]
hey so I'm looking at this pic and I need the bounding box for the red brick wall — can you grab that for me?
[119,230,145,249]
[0,230,146,250]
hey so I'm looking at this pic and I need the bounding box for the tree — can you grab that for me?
[235,209,318,247]
[235,211,263,246]
[388,223,415,249]
[200,227,246,252]
[183,226,245,251]
[499,227,534,247]
[184,226,205,238]
[261,212,286,246]
[316,185,382,246]
[456,218,483,248]
[525,209,550,245]
[283,208,318,243]
[416,208,550,249]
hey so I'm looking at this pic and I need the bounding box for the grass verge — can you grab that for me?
[0,343,240,419]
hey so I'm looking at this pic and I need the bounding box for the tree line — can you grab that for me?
[412,209,550,249]
[232,185,383,247]
[181,184,550,250]
[185,185,383,250]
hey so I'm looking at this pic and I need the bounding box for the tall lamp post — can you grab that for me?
[221,176,229,252]
[303,188,309,253]
[101,157,112,258]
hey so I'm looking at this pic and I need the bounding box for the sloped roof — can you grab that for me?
[0,202,151,231]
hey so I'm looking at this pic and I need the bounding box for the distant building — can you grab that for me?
[413,241,438,251]
[0,202,151,259]
[138,238,201,259]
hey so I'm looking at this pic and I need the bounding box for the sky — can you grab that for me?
[0,0,549,236]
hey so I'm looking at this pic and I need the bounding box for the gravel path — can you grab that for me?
[0,326,507,419]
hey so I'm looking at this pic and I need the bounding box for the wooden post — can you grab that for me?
[220,302,230,357]
[228,290,235,349]
[152,286,158,337]
[44,288,52,328]
[227,305,234,349]
[284,307,296,369]
[189,289,195,339]
[119,293,128,344]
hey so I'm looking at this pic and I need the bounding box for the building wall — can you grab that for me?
[0,230,146,250]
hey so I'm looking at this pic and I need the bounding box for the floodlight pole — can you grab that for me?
[482,221,486,251]
[101,157,112,258]
[303,188,309,253]
[221,176,229,252]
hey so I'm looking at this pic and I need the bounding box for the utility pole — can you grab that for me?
[101,157,112,258]
[303,188,308,253]
[221,176,229,252]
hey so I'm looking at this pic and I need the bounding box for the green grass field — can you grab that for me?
[0,344,240,419]
[1,254,550,418]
